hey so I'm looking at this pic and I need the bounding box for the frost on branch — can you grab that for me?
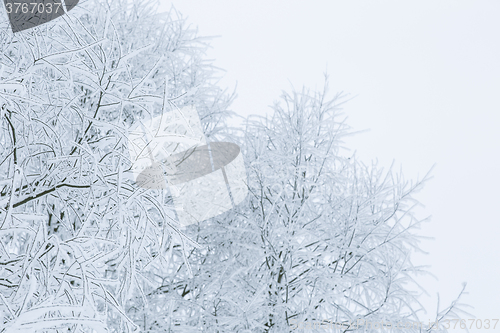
[0,0,234,332]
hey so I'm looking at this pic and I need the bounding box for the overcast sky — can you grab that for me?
[163,1,500,330]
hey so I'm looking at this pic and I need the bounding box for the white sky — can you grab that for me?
[163,1,500,330]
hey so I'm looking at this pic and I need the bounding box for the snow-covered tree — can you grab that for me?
[0,0,233,331]
[233,80,469,332]
[137,77,467,332]
[0,0,467,332]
